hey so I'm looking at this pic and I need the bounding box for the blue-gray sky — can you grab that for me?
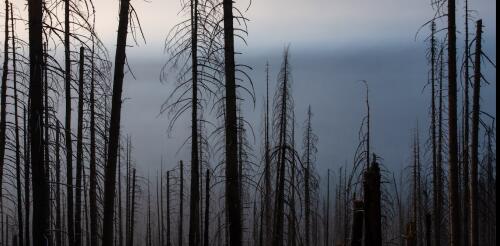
[89,0,496,176]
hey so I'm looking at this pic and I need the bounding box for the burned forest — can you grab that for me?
[0,0,496,246]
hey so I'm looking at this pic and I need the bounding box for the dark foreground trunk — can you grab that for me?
[101,0,131,245]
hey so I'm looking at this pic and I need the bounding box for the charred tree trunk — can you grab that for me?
[430,21,441,246]
[364,156,381,246]
[222,0,242,244]
[263,62,272,246]
[101,0,131,245]
[469,19,482,246]
[56,123,62,246]
[89,40,98,246]
[203,170,210,246]
[462,3,471,245]
[447,0,461,244]
[0,0,9,212]
[167,170,171,246]
[179,160,184,246]
[23,106,30,246]
[12,6,24,246]
[28,0,50,244]
[64,0,75,243]
[351,200,364,246]
[75,46,85,246]
[128,168,136,246]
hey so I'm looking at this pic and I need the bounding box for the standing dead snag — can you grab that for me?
[179,160,184,246]
[11,4,23,245]
[351,200,364,246]
[223,0,242,245]
[64,0,75,243]
[102,0,132,245]
[28,0,50,244]
[447,1,461,244]
[469,19,482,246]
[364,154,381,246]
[303,106,318,246]
[0,0,9,214]
[189,1,201,245]
[75,46,85,246]
[203,169,210,246]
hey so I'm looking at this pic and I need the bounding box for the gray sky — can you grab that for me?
[63,0,498,176]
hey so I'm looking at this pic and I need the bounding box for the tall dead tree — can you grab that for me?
[101,0,132,245]
[11,5,23,245]
[462,2,471,245]
[89,31,98,246]
[64,0,75,243]
[167,170,171,246]
[263,62,272,246]
[75,46,85,246]
[303,106,318,246]
[222,0,243,244]
[28,0,50,244]
[469,19,482,246]
[0,0,10,212]
[447,1,461,244]
[429,21,441,246]
[272,48,294,246]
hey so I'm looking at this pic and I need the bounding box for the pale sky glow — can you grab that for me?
[7,0,497,176]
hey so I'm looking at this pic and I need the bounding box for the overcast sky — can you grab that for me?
[24,0,497,177]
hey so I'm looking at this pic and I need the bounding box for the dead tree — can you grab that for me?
[167,170,171,246]
[179,160,184,246]
[350,200,364,246]
[101,0,133,245]
[10,5,23,246]
[203,169,210,246]
[28,0,50,244]
[447,1,461,244]
[469,19,482,246]
[364,154,381,246]
[223,0,242,244]
[75,46,85,246]
[303,106,318,246]
[0,0,10,212]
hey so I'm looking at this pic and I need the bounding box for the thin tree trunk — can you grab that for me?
[179,161,184,246]
[128,169,136,246]
[102,0,131,245]
[24,106,30,246]
[263,62,272,246]
[12,6,24,245]
[469,19,482,246]
[447,0,461,244]
[325,169,330,246]
[203,170,210,246]
[28,0,50,243]
[56,122,62,246]
[462,3,471,246]
[64,0,75,243]
[222,0,242,244]
[167,171,171,246]
[430,21,441,246]
[75,46,85,246]
[89,38,98,246]
[0,0,10,214]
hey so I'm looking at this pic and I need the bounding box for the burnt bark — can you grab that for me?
[101,0,131,245]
